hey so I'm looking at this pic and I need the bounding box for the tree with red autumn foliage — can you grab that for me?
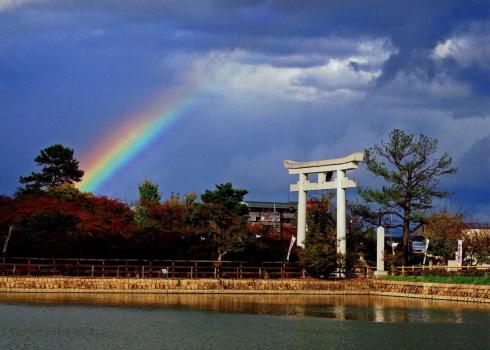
[0,186,134,257]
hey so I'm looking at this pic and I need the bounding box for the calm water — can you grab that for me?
[0,293,489,350]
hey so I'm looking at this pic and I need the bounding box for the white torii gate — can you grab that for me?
[284,152,364,255]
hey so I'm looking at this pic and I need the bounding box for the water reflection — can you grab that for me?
[0,293,488,324]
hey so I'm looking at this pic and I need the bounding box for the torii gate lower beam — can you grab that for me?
[284,152,363,255]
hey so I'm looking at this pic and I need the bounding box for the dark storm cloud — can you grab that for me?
[1,0,489,217]
[6,0,488,90]
[8,1,485,47]
[447,135,490,218]
[455,135,490,188]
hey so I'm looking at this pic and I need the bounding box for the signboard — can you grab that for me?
[411,241,428,253]
[455,239,463,266]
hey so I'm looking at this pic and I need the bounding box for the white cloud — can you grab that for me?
[367,66,472,114]
[0,0,46,12]
[293,58,379,89]
[432,24,490,68]
[357,38,397,64]
[435,117,490,161]
[190,37,395,103]
[397,70,471,98]
[219,58,372,102]
[241,36,396,68]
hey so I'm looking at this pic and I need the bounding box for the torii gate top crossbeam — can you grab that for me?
[284,152,363,173]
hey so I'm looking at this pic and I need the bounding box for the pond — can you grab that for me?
[0,293,489,349]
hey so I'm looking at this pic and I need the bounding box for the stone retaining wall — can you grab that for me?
[0,277,488,303]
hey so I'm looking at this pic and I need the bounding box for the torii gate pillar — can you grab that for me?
[284,152,363,255]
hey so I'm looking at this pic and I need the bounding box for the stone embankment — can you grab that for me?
[0,277,488,303]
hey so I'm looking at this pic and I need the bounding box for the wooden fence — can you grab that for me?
[396,264,490,276]
[0,258,304,279]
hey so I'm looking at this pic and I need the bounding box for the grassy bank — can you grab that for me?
[384,275,490,285]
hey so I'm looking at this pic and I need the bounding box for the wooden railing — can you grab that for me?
[396,265,490,276]
[0,258,305,279]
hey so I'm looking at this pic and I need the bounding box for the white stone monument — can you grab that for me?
[284,152,363,254]
[374,226,388,277]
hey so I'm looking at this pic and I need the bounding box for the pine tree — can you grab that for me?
[358,129,457,262]
[134,180,161,226]
[18,144,84,195]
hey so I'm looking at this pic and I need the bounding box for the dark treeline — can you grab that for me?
[0,183,292,262]
[1,127,475,277]
[0,144,302,263]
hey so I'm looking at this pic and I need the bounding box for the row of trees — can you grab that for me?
[1,129,488,274]
[0,144,265,260]
[1,180,289,261]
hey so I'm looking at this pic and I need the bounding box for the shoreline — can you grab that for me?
[1,277,489,303]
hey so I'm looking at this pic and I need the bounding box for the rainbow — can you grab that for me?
[78,86,201,193]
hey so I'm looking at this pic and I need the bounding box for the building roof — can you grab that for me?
[464,222,490,229]
[244,201,297,210]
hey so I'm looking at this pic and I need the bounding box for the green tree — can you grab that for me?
[359,129,457,262]
[201,183,248,216]
[135,180,161,227]
[187,183,251,263]
[47,183,85,201]
[138,180,161,204]
[208,210,250,262]
[424,210,464,263]
[301,195,338,278]
[464,225,490,266]
[18,144,84,194]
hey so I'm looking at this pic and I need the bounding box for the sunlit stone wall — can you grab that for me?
[0,277,488,303]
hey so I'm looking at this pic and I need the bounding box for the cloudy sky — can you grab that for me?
[1,1,489,218]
